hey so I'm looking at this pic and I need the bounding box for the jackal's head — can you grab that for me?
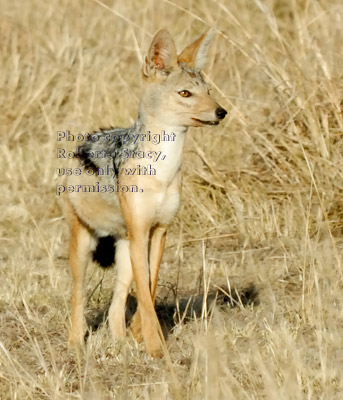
[140,29,227,128]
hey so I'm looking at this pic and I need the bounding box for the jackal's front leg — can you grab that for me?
[130,225,167,344]
[68,215,93,347]
[149,225,167,301]
[129,231,164,357]
[119,192,164,357]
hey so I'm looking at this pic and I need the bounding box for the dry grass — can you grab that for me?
[1,0,343,398]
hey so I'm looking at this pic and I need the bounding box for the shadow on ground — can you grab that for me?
[85,285,259,340]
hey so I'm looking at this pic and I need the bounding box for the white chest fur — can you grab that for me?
[140,126,187,185]
[136,126,186,226]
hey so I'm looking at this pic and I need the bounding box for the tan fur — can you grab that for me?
[65,29,227,357]
[65,198,96,345]
[108,239,133,338]
[178,28,215,69]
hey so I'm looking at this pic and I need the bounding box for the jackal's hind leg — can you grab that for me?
[130,311,143,343]
[68,215,95,347]
[108,239,133,339]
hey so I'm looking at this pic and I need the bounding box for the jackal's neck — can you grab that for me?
[132,113,187,182]
[134,113,188,152]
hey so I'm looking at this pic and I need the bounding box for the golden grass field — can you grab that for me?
[1,0,343,398]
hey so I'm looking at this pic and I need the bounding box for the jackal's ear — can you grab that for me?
[177,29,215,70]
[143,29,178,78]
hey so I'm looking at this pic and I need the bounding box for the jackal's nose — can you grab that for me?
[216,107,227,120]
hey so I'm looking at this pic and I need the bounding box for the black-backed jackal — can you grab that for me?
[64,29,227,357]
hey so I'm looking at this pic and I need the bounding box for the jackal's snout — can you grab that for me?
[191,103,227,127]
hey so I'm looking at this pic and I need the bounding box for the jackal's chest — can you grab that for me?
[120,131,185,186]
[153,185,181,226]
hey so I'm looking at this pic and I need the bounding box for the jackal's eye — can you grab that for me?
[178,90,192,98]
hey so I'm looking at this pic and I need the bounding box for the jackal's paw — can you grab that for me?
[144,328,164,358]
[109,314,126,340]
[68,331,85,349]
[130,312,143,343]
[110,326,126,340]
[146,342,164,358]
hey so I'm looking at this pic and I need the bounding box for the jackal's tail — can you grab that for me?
[92,236,116,268]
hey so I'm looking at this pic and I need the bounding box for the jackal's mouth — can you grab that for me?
[192,118,219,126]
